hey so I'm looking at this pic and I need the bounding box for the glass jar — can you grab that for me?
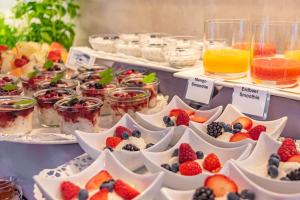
[89,34,120,52]
[0,96,36,135]
[116,40,142,57]
[141,41,167,62]
[0,74,19,86]
[34,88,76,127]
[77,72,101,84]
[164,45,200,68]
[39,79,79,91]
[37,62,66,75]
[203,19,251,79]
[0,177,19,200]
[54,97,102,135]
[0,83,23,96]
[115,69,144,84]
[20,72,53,97]
[251,21,300,88]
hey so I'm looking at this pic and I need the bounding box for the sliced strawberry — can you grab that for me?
[176,111,190,126]
[287,154,300,163]
[229,132,251,142]
[231,117,253,130]
[179,143,197,163]
[169,109,186,117]
[114,179,140,199]
[85,170,112,191]
[106,136,122,148]
[184,109,195,116]
[203,153,222,172]
[190,115,208,123]
[248,125,266,140]
[115,126,132,138]
[90,189,108,200]
[60,181,80,200]
[204,174,238,197]
[179,161,202,176]
[48,50,62,62]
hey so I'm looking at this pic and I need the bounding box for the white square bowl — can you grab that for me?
[141,127,253,190]
[190,104,287,148]
[234,133,300,194]
[34,150,164,200]
[75,114,174,171]
[161,160,300,200]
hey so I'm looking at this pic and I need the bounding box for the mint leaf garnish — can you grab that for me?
[27,70,40,79]
[98,68,114,85]
[142,73,156,84]
[1,83,17,91]
[43,60,54,70]
[51,72,64,84]
[13,99,35,107]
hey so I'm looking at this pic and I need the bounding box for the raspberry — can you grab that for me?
[179,161,202,176]
[203,153,222,172]
[115,126,132,138]
[178,143,197,164]
[60,181,80,200]
[106,136,122,148]
[278,145,298,162]
[282,138,296,149]
[248,125,266,140]
[176,111,190,126]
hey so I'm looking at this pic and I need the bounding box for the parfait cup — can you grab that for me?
[251,21,300,88]
[0,177,19,200]
[203,19,251,79]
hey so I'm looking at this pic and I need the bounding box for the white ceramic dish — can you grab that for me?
[34,150,164,200]
[142,127,252,190]
[75,114,174,171]
[235,133,300,194]
[190,104,287,148]
[161,161,300,200]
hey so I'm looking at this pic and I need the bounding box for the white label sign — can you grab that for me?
[185,77,215,104]
[232,85,270,118]
[66,48,96,69]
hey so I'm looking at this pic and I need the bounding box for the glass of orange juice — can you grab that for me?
[251,21,300,88]
[203,19,251,79]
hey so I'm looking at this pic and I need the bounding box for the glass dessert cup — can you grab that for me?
[116,40,142,57]
[34,88,76,127]
[203,19,251,79]
[77,65,108,74]
[54,97,103,135]
[0,75,19,86]
[141,41,167,62]
[89,34,120,52]
[164,45,200,68]
[121,76,160,108]
[39,79,79,91]
[251,21,300,88]
[0,177,18,200]
[80,81,117,115]
[37,62,66,75]
[107,87,150,122]
[115,69,144,83]
[0,96,36,135]
[77,72,101,84]
[20,72,53,97]
[0,84,23,96]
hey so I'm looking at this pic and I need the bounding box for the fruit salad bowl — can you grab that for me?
[141,127,252,190]
[161,161,300,200]
[190,104,287,148]
[34,150,164,200]
[75,114,174,171]
[235,133,300,194]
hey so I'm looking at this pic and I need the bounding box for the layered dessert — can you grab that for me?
[54,97,102,135]
[0,75,19,86]
[77,65,108,74]
[115,69,144,84]
[34,88,76,127]
[0,177,18,200]
[39,79,78,91]
[161,143,222,175]
[104,125,155,152]
[77,72,101,84]
[39,61,66,75]
[21,71,53,96]
[81,81,117,115]
[116,40,142,57]
[164,46,200,67]
[163,109,208,127]
[0,83,23,96]
[121,74,159,108]
[59,170,140,200]
[0,96,36,135]
[89,34,120,52]
[107,88,149,122]
[205,117,267,142]
[141,38,167,62]
[119,33,140,42]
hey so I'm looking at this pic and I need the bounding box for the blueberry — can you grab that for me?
[233,129,241,134]
[233,122,243,130]
[196,151,204,159]
[240,189,255,200]
[227,192,240,200]
[146,143,154,149]
[171,163,179,173]
[161,163,171,171]
[224,124,233,132]
[100,179,115,192]
[166,121,175,127]
[270,153,281,161]
[268,157,280,167]
[121,132,129,140]
[78,189,89,200]
[172,149,178,157]
[219,122,226,128]
[132,129,141,138]
[104,146,113,152]
[163,116,171,124]
[268,165,279,178]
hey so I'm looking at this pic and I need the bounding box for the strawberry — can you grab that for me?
[60,181,80,200]
[248,125,266,140]
[48,50,62,62]
[282,138,296,149]
[179,161,202,176]
[0,45,8,52]
[14,58,28,68]
[106,136,122,148]
[190,115,208,123]
[229,132,251,142]
[114,179,140,199]
[203,153,222,172]
[176,111,190,126]
[277,145,298,162]
[287,154,300,163]
[184,109,195,116]
[178,143,197,163]
[90,189,108,200]
[169,109,186,117]
[115,126,132,138]
[231,117,253,130]
[85,170,112,191]
[21,55,29,63]
[204,174,238,197]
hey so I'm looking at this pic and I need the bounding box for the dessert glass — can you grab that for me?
[39,79,78,91]
[20,72,53,97]
[89,34,120,52]
[77,65,108,74]
[80,81,117,115]
[141,41,167,62]
[0,177,19,200]
[0,75,19,86]
[34,88,76,127]
[116,40,142,57]
[251,21,300,88]
[38,62,66,75]
[54,97,103,135]
[121,75,160,108]
[0,96,36,135]
[115,69,144,84]
[77,72,101,84]
[203,19,251,79]
[164,45,200,67]
[107,87,149,122]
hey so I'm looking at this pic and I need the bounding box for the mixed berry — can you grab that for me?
[40,79,78,90]
[78,72,101,84]
[81,81,116,99]
[0,75,18,86]
[163,109,208,127]
[116,69,143,83]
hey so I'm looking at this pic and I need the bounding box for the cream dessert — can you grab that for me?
[141,37,167,62]
[119,33,140,42]
[55,97,102,135]
[115,69,144,84]
[164,46,200,67]
[39,78,78,91]
[21,71,53,96]
[38,61,66,75]
[89,34,120,52]
[0,96,36,135]
[116,40,142,57]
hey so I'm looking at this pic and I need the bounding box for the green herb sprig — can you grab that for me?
[142,73,156,84]
[43,60,54,70]
[98,68,114,86]
[1,83,17,91]
[27,70,40,79]
[51,72,64,84]
[13,99,35,108]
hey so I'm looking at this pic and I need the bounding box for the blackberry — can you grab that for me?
[286,168,300,181]
[146,143,154,149]
[193,187,215,200]
[207,122,223,138]
[122,144,140,151]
